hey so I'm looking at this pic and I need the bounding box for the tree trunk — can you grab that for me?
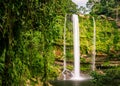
[2,2,14,85]
[2,38,13,86]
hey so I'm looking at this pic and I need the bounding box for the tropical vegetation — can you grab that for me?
[0,0,120,86]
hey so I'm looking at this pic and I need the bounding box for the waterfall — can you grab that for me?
[92,17,96,71]
[73,14,80,79]
[71,14,85,80]
[62,14,67,80]
[62,14,91,80]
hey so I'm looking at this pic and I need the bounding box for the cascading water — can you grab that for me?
[61,14,91,81]
[71,14,84,80]
[92,17,96,71]
[62,14,73,80]
[62,14,67,80]
[73,14,80,79]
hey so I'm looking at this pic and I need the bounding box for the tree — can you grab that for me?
[87,0,120,19]
[0,0,77,85]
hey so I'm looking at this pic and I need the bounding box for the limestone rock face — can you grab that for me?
[107,17,114,21]
[116,20,120,28]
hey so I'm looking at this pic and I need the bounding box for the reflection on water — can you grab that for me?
[50,80,95,86]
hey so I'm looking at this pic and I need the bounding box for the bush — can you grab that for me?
[91,68,120,86]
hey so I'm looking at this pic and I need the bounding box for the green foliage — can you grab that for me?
[79,16,120,57]
[91,68,120,86]
[88,0,120,18]
[80,17,93,54]
[103,61,110,66]
[12,58,30,85]
[0,0,77,85]
[0,0,120,85]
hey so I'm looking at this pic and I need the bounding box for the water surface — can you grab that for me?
[50,80,95,86]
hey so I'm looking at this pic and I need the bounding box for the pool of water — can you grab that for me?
[50,80,95,86]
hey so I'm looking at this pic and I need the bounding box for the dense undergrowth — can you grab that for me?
[91,67,120,86]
